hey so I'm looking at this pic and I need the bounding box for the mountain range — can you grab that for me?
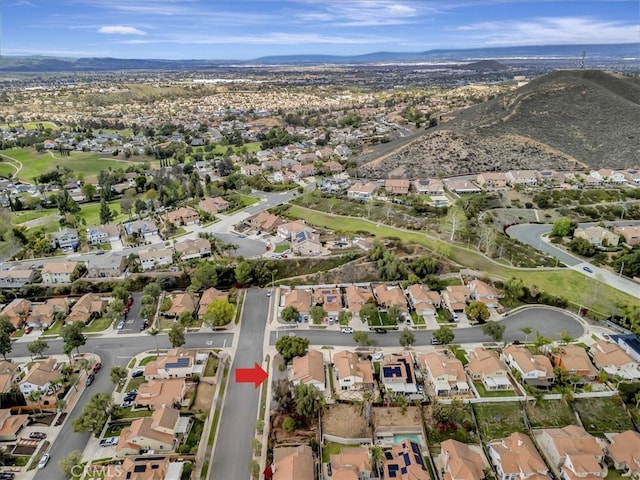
[357,69,640,179]
[0,43,637,72]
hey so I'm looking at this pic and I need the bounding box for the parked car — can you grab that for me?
[85,374,95,387]
[117,320,125,330]
[96,250,105,255]
[99,437,119,447]
[0,472,16,479]
[374,328,388,334]
[341,327,353,334]
[121,400,134,408]
[131,370,144,378]
[38,453,50,469]
[583,266,594,273]
[29,432,47,440]
[140,320,149,331]
[92,362,102,373]
[25,326,33,334]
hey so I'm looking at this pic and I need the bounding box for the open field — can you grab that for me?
[473,402,527,441]
[572,396,634,437]
[0,121,58,130]
[286,205,640,313]
[524,400,578,428]
[0,162,17,177]
[12,209,58,224]
[0,148,157,182]
[80,200,128,226]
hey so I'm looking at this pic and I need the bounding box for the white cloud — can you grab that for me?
[98,25,146,35]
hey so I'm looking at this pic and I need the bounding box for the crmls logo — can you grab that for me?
[72,464,122,477]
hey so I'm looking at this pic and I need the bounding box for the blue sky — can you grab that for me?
[2,0,639,59]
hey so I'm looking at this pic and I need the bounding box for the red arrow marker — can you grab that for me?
[235,363,268,388]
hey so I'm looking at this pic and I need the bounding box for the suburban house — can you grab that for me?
[385,179,410,195]
[477,172,509,190]
[419,350,469,397]
[0,409,29,442]
[467,348,513,391]
[1,298,32,328]
[373,284,408,312]
[240,164,261,176]
[502,345,555,388]
[0,267,36,288]
[487,432,550,480]
[277,220,309,240]
[66,293,108,324]
[594,168,628,184]
[282,289,312,317]
[606,430,640,479]
[198,288,228,317]
[552,345,598,381]
[143,350,197,380]
[41,261,79,284]
[384,439,429,480]
[406,284,441,316]
[135,378,187,410]
[51,227,79,250]
[467,279,500,308]
[439,439,489,480]
[444,179,482,194]
[139,247,174,271]
[313,287,342,322]
[175,238,211,260]
[442,285,470,313]
[537,426,604,479]
[291,164,317,178]
[106,457,172,480]
[332,350,374,392]
[574,226,619,248]
[198,196,230,216]
[613,225,640,246]
[329,446,372,480]
[122,219,159,239]
[506,170,539,186]
[86,224,120,245]
[0,361,21,393]
[291,229,322,256]
[166,292,198,318]
[414,178,445,195]
[86,255,127,278]
[272,445,314,480]
[290,350,326,392]
[19,358,60,396]
[347,182,379,201]
[380,352,418,394]
[166,206,200,226]
[115,406,183,456]
[612,334,640,363]
[247,211,283,233]
[589,340,640,380]
[344,285,374,317]
[27,298,69,329]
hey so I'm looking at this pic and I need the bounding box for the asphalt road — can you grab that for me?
[209,288,269,480]
[20,332,233,480]
[269,306,585,347]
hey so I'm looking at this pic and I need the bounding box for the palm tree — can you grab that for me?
[27,390,43,414]
[520,327,533,343]
[635,391,640,409]
[370,446,384,478]
[147,327,160,355]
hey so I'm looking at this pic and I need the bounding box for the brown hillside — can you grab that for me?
[358,70,640,179]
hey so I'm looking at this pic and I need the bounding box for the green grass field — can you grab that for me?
[286,205,640,313]
[0,148,157,182]
[0,163,17,178]
[80,200,128,227]
[12,209,57,224]
[0,121,58,130]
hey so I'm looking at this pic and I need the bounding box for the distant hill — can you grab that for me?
[0,43,637,71]
[464,60,509,71]
[357,70,640,178]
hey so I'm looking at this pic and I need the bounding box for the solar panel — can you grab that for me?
[401,466,407,474]
[383,366,402,378]
[411,442,421,455]
[133,465,146,472]
[388,465,398,478]
[402,452,411,465]
[414,455,424,466]
[384,452,393,460]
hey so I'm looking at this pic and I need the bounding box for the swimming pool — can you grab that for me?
[392,434,421,444]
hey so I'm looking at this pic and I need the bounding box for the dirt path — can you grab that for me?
[0,152,23,178]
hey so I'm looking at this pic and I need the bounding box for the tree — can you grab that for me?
[120,188,136,218]
[234,260,253,286]
[520,327,533,343]
[550,217,576,237]
[433,325,455,345]
[338,310,352,326]
[280,306,299,323]
[112,285,130,303]
[81,183,96,201]
[368,239,387,261]
[61,321,87,355]
[353,331,373,346]
[168,323,186,348]
[443,205,467,242]
[147,327,160,355]
[178,311,196,327]
[309,305,325,325]
[275,336,309,362]
[533,331,552,354]
[378,251,407,281]
[560,330,574,346]
[0,331,12,360]
[568,237,596,257]
[105,298,125,326]
[294,383,325,419]
[72,392,113,436]
[142,282,162,299]
[59,450,83,479]
[411,255,438,278]
[27,339,49,359]
[482,320,505,342]
[190,262,218,290]
[503,277,525,307]
[387,305,403,324]
[399,328,415,348]
[282,416,295,433]
[99,197,114,225]
[27,390,43,413]
[0,317,16,336]
[370,446,384,478]
[359,302,379,326]
[465,301,490,323]
[204,298,235,327]
[110,366,128,385]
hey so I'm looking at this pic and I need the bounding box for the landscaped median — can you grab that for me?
[285,205,640,314]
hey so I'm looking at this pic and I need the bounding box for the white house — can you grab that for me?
[139,247,174,271]
[41,261,79,284]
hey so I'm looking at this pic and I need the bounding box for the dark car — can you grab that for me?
[582,266,594,273]
[0,472,16,479]
[85,374,95,386]
[131,370,144,378]
[140,320,149,331]
[374,328,388,334]
[29,432,47,440]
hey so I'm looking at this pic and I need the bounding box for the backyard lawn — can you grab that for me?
[573,397,634,437]
[80,200,128,227]
[473,382,517,398]
[473,402,528,441]
[238,194,260,207]
[84,317,113,333]
[524,400,578,428]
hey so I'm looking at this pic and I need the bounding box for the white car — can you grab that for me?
[38,453,50,469]
[341,327,353,334]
